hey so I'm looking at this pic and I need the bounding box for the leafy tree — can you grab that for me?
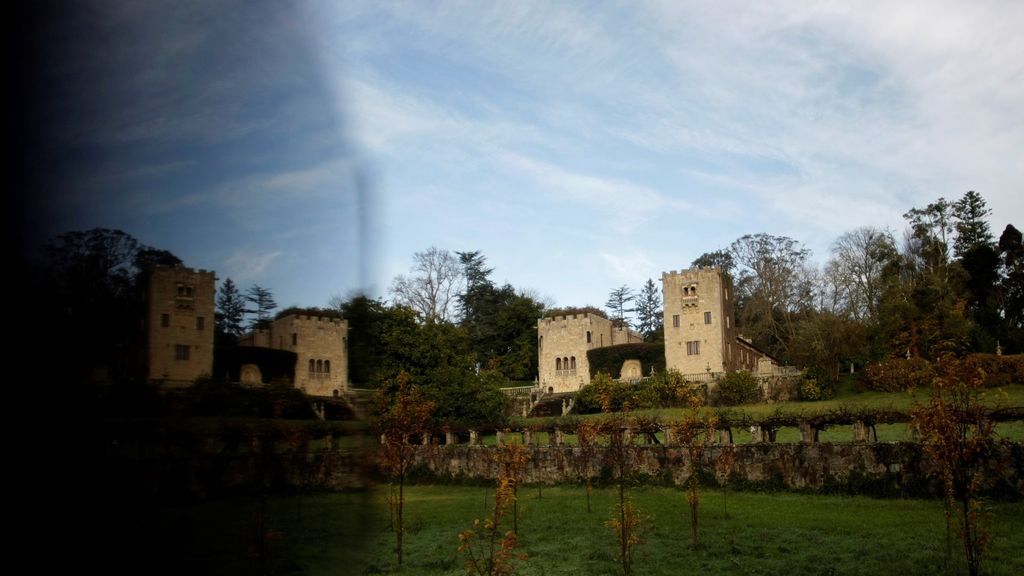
[332,293,392,385]
[458,472,526,576]
[245,284,277,328]
[904,197,955,277]
[216,278,246,339]
[41,228,180,381]
[912,354,999,576]
[605,285,636,327]
[670,385,717,547]
[634,278,663,342]
[391,246,464,323]
[601,413,645,576]
[998,224,1024,352]
[453,252,545,380]
[826,227,897,321]
[378,372,435,567]
[728,233,814,361]
[132,247,183,274]
[573,420,600,513]
[714,371,759,406]
[789,312,865,389]
[691,249,735,276]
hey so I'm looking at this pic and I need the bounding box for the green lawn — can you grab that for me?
[132,485,1024,575]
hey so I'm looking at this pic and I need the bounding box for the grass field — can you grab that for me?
[129,485,1024,575]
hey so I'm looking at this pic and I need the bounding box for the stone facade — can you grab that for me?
[239,314,348,397]
[537,313,642,393]
[662,267,739,374]
[144,266,215,384]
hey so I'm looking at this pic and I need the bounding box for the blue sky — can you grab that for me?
[33,0,1024,311]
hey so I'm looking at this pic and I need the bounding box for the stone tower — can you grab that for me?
[537,312,642,394]
[240,313,349,397]
[662,267,738,375]
[145,266,215,384]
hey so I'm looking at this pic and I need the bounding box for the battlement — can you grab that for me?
[662,266,722,279]
[538,313,599,325]
[285,313,345,325]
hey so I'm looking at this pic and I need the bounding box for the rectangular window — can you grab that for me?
[687,340,700,355]
[196,316,205,330]
[292,333,298,346]
[586,331,591,343]
[174,344,190,361]
[704,311,712,325]
[672,315,680,328]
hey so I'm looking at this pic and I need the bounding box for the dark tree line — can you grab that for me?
[37,228,183,382]
[688,191,1021,389]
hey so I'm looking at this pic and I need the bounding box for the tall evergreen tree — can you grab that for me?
[216,278,246,338]
[605,285,636,328]
[635,278,663,341]
[953,190,994,258]
[245,284,277,328]
[999,224,1024,352]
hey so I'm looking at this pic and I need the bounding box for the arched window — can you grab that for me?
[316,359,323,373]
[570,356,576,369]
[309,359,315,373]
[556,358,562,370]
[563,357,569,370]
[324,360,331,374]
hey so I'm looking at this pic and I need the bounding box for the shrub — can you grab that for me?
[798,378,822,401]
[962,353,1024,388]
[714,371,760,406]
[865,357,935,391]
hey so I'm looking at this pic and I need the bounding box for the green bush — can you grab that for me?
[714,370,761,406]
[573,370,704,414]
[799,378,823,401]
[864,358,935,391]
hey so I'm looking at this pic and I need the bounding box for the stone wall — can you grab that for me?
[99,438,1023,499]
[406,443,1023,496]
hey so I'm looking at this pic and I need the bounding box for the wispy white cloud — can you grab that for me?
[223,249,284,284]
[303,0,1023,306]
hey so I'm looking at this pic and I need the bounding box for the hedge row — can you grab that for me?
[510,406,1024,435]
[586,342,666,379]
[864,354,1024,391]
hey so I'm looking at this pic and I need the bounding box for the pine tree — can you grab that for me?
[605,285,636,328]
[245,284,277,329]
[953,190,994,258]
[635,278,663,341]
[216,278,246,338]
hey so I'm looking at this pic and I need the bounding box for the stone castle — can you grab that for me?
[537,266,776,394]
[238,313,349,397]
[144,266,216,385]
[536,313,643,393]
[144,266,349,397]
[144,264,771,399]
